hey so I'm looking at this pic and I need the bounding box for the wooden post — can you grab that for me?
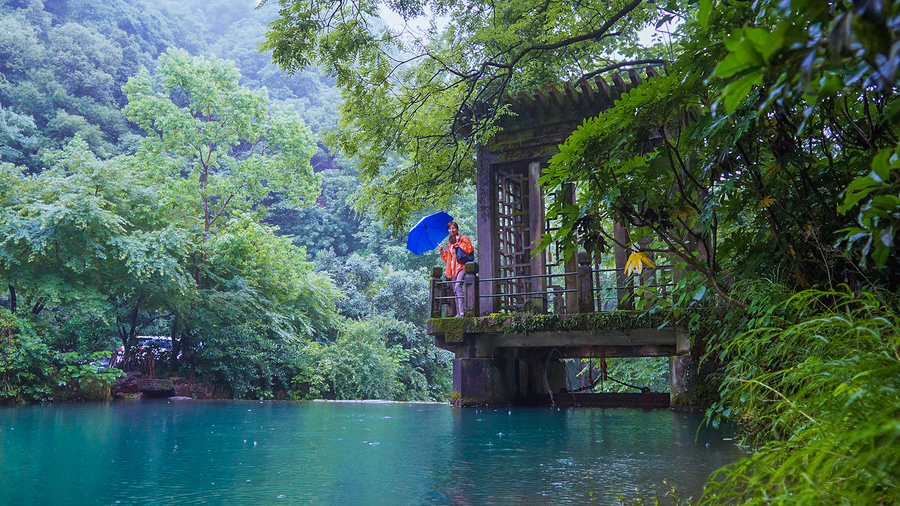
[464,262,480,317]
[614,222,633,310]
[476,145,499,316]
[430,267,444,318]
[528,161,547,313]
[563,184,579,314]
[638,235,655,309]
[577,252,594,313]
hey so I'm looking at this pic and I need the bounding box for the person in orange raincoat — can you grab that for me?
[439,221,475,317]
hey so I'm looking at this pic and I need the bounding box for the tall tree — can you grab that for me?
[0,137,191,315]
[261,0,680,229]
[123,48,321,288]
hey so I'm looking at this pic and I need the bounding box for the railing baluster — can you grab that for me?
[464,262,479,317]
[430,267,444,318]
[577,252,594,313]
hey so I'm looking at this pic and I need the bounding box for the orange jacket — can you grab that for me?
[440,234,474,278]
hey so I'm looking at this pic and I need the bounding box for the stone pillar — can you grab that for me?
[669,355,696,409]
[451,355,568,406]
[464,262,480,317]
[453,358,518,406]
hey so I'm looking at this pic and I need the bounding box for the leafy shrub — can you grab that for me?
[292,317,410,400]
[53,351,124,401]
[702,288,900,505]
[0,309,53,403]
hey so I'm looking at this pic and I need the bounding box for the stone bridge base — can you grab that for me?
[452,356,567,406]
[450,354,698,408]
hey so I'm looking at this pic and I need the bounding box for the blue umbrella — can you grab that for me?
[406,211,453,254]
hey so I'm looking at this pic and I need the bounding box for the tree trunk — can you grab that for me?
[170,313,180,370]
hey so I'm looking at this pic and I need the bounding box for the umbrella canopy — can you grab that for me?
[406,211,453,254]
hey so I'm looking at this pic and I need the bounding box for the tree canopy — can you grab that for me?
[262,0,683,229]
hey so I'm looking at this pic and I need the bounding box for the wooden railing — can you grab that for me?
[430,252,674,318]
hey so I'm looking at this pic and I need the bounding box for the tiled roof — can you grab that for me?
[456,65,664,135]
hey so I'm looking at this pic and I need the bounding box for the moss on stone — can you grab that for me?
[430,309,688,338]
[586,310,680,332]
[428,317,474,342]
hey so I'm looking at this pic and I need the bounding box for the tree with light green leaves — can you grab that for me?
[0,135,196,370]
[123,48,321,288]
[120,48,327,369]
[0,137,191,316]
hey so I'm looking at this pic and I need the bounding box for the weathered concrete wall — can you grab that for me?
[452,355,567,406]
[669,355,697,409]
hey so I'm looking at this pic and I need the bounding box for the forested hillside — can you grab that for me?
[0,0,465,403]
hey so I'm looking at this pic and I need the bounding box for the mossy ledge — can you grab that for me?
[429,309,688,340]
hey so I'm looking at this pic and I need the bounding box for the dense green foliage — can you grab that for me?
[537,0,900,503]
[0,0,453,402]
[262,0,684,230]
[257,0,900,500]
[1,308,123,402]
[698,287,900,504]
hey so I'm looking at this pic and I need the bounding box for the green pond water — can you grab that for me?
[0,400,741,505]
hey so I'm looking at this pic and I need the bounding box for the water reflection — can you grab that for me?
[0,402,739,505]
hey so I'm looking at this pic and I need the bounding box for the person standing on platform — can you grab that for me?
[440,221,475,317]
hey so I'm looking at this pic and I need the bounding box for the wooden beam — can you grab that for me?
[579,79,596,107]
[547,85,564,110]
[628,68,642,88]
[564,81,581,108]
[610,72,627,98]
[532,87,549,112]
[593,76,614,107]
[517,90,535,116]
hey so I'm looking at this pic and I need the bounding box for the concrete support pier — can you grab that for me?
[435,325,695,407]
[669,354,697,408]
[452,355,567,406]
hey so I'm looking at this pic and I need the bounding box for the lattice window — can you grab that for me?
[496,167,530,311]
